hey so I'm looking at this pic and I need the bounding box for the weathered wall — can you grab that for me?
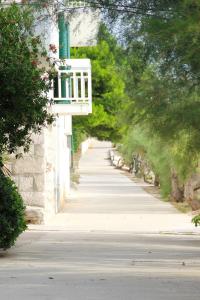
[9,132,46,223]
[9,115,72,224]
[69,8,100,47]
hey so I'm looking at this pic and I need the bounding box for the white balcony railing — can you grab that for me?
[53,59,91,102]
[51,59,92,115]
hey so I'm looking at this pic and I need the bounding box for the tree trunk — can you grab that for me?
[171,169,184,202]
[154,174,160,187]
[184,173,200,210]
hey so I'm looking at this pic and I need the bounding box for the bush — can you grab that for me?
[0,170,27,250]
[119,126,172,198]
[192,215,200,227]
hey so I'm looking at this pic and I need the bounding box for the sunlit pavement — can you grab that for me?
[1,141,200,299]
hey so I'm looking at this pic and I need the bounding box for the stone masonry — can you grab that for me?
[9,132,47,224]
[8,124,58,224]
[7,115,73,224]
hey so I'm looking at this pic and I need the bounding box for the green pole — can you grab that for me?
[66,22,70,59]
[58,13,71,99]
[65,21,71,102]
[58,12,74,163]
[58,12,68,59]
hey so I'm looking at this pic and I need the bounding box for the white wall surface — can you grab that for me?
[67,9,100,47]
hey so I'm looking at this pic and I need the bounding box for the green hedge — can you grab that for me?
[0,170,27,249]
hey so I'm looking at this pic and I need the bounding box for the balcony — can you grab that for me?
[51,59,92,115]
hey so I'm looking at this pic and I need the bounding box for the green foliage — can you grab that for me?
[72,127,87,153]
[126,65,200,155]
[0,3,55,248]
[73,103,122,142]
[192,214,200,227]
[120,126,172,197]
[120,123,200,199]
[101,1,200,148]
[0,4,54,155]
[100,2,200,204]
[0,169,27,249]
[72,24,126,146]
[95,2,200,127]
[138,1,200,83]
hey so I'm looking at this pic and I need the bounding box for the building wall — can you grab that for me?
[10,132,46,223]
[8,11,68,223]
[8,7,99,223]
[9,115,72,224]
[69,8,100,47]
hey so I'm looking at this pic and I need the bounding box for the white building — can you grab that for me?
[9,3,100,224]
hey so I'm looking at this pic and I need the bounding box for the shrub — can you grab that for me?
[0,170,27,250]
[192,215,200,227]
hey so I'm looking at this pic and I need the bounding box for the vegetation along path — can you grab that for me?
[1,141,200,300]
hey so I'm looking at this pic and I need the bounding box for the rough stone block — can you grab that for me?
[25,206,44,224]
[33,174,45,192]
[19,176,34,192]
[34,144,44,157]
[21,192,45,207]
[13,157,45,174]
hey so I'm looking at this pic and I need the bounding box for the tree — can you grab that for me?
[82,1,200,215]
[72,23,127,144]
[95,1,200,202]
[0,3,54,156]
[119,126,172,198]
[0,3,54,248]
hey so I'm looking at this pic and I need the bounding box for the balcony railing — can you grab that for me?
[53,59,92,105]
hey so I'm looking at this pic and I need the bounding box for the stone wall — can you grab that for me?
[9,132,46,224]
[8,115,72,224]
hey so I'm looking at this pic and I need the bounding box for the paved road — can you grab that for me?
[1,141,200,300]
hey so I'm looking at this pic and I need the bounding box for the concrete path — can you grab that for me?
[46,140,199,233]
[1,141,200,300]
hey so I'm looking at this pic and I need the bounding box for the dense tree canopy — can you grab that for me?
[0,2,56,248]
[0,3,53,156]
